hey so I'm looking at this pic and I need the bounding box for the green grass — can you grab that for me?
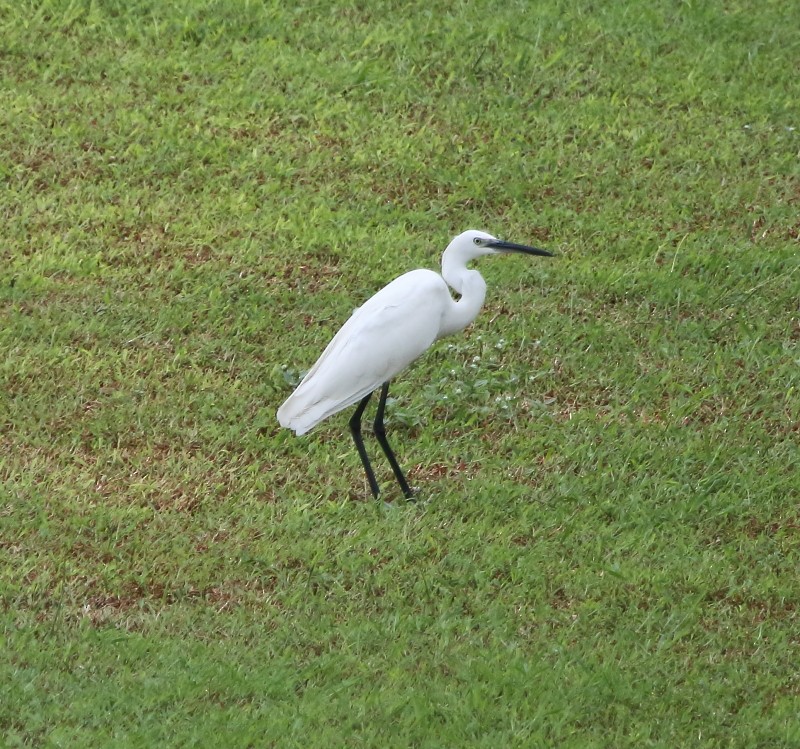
[1,0,798,745]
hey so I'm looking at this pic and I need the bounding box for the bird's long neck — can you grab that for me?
[438,252,487,339]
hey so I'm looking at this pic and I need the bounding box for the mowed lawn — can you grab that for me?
[1,1,798,746]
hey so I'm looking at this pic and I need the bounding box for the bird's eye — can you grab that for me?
[473,237,482,245]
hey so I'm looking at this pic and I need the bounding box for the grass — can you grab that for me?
[1,0,798,745]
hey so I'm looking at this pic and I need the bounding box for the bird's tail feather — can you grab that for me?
[277,382,374,436]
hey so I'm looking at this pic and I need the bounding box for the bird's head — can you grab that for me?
[448,229,553,261]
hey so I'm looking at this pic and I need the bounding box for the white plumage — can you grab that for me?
[278,268,447,435]
[277,229,552,498]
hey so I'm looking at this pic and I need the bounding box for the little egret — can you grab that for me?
[277,229,553,499]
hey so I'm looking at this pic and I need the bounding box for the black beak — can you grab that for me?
[486,239,553,257]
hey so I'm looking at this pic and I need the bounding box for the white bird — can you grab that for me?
[277,229,553,499]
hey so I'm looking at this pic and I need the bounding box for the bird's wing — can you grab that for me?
[278,269,450,435]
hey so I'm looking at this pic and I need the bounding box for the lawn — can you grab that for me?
[1,0,798,746]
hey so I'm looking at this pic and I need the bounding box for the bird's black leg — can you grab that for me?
[349,392,380,498]
[373,381,415,500]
